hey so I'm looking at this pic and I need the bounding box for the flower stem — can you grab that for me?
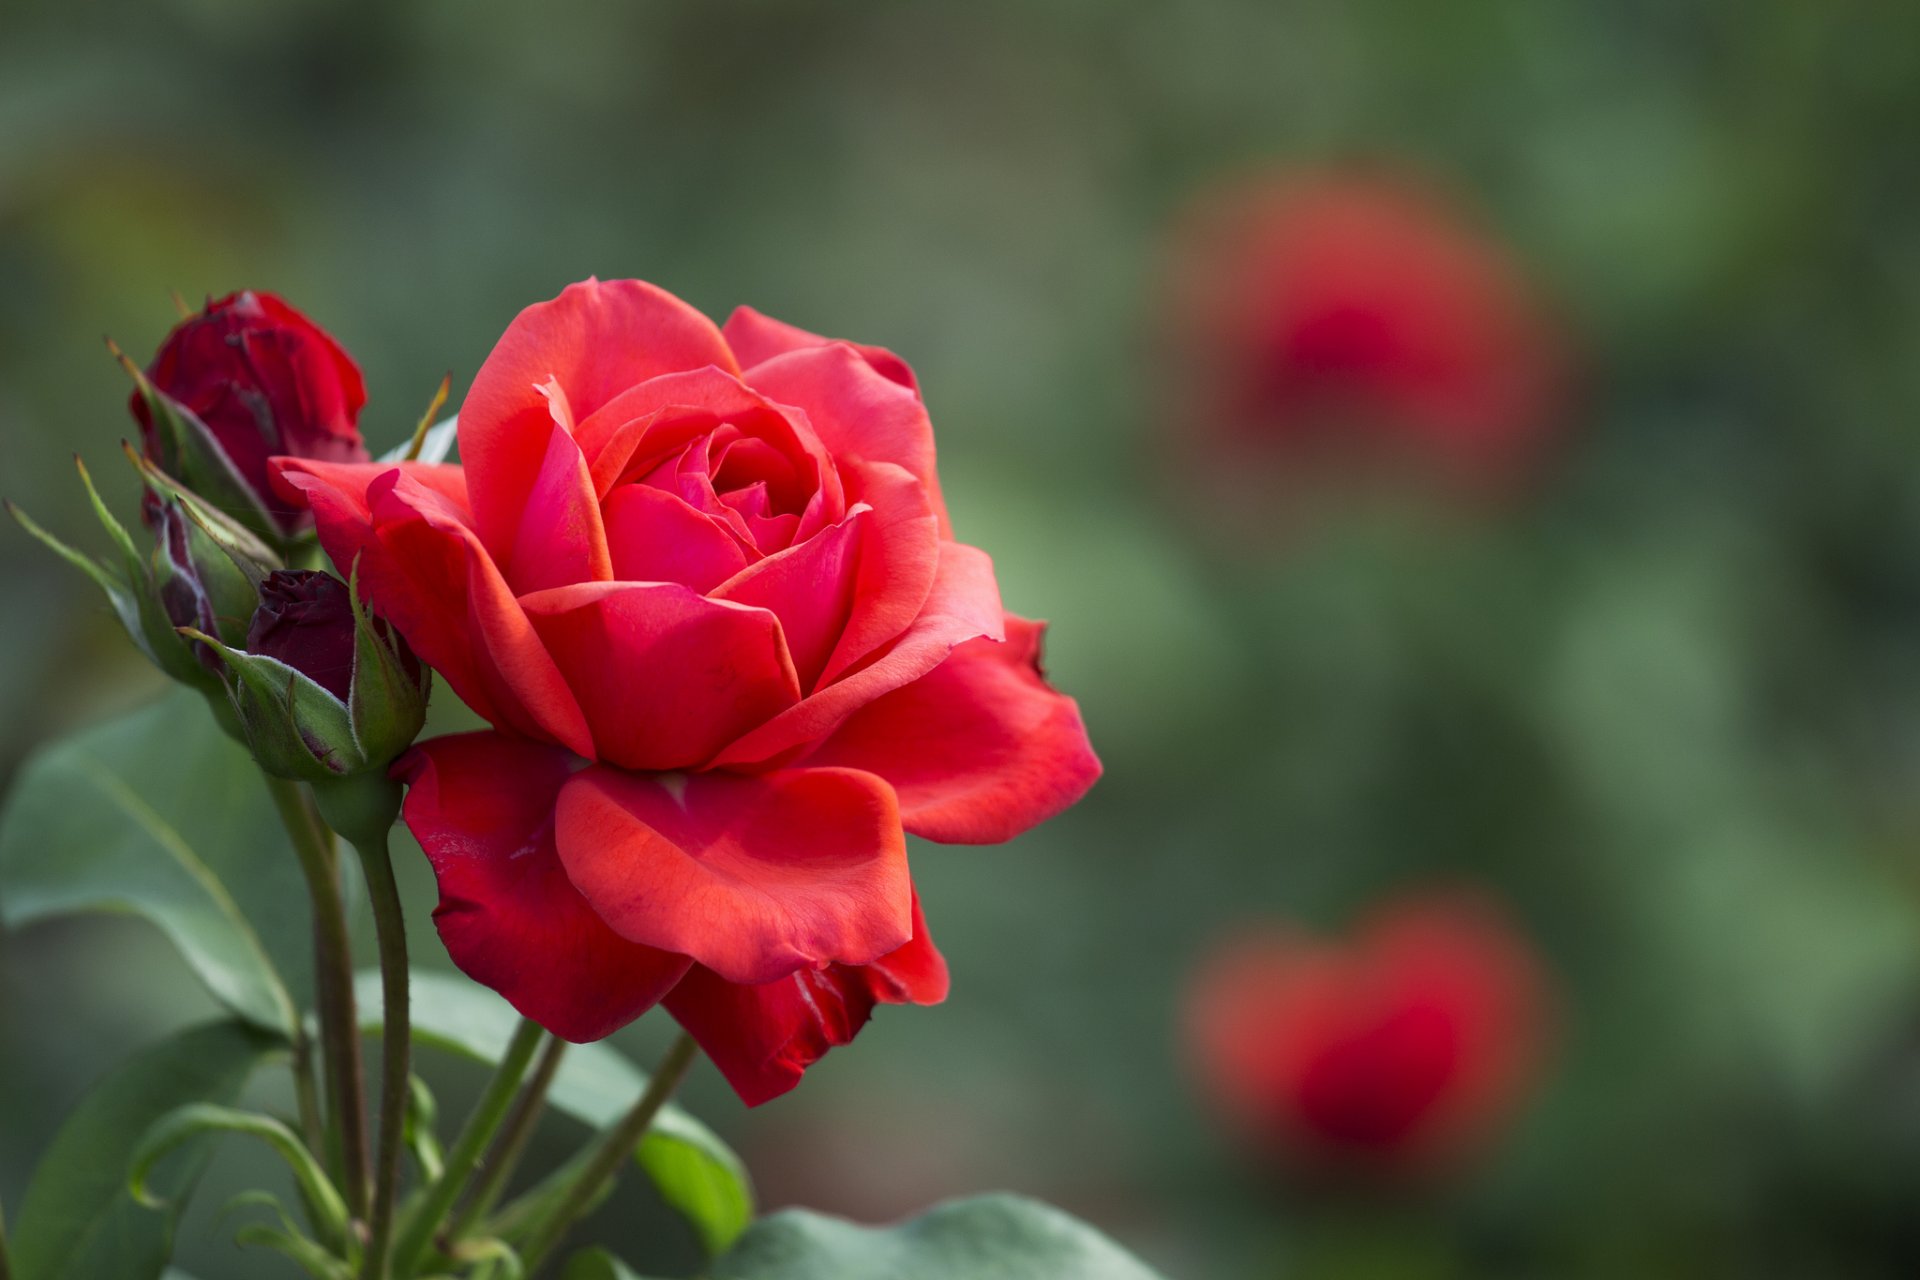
[517,1033,699,1273]
[451,1035,567,1240]
[265,774,371,1222]
[352,831,411,1280]
[391,1018,544,1276]
[0,1193,14,1280]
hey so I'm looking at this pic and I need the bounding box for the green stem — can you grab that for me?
[391,1019,544,1275]
[353,832,411,1280]
[290,1023,325,1161]
[266,775,371,1222]
[517,1034,699,1273]
[451,1036,566,1242]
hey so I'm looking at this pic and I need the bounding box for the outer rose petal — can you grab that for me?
[665,897,948,1106]
[520,581,801,771]
[365,471,594,754]
[713,540,1004,768]
[506,398,612,593]
[805,616,1101,843]
[722,305,920,394]
[555,765,912,985]
[273,460,593,756]
[459,278,739,559]
[740,342,950,534]
[397,733,691,1042]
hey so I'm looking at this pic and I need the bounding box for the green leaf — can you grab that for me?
[706,1195,1167,1280]
[9,1021,280,1280]
[561,1247,664,1280]
[128,1103,349,1247]
[357,970,754,1256]
[0,692,302,1035]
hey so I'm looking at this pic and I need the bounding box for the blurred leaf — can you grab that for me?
[0,692,299,1035]
[705,1194,1166,1280]
[10,1021,279,1280]
[357,970,753,1256]
[562,1247,663,1279]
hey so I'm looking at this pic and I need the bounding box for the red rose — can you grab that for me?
[273,278,1101,1104]
[1167,172,1566,495]
[1186,891,1550,1174]
[134,291,370,536]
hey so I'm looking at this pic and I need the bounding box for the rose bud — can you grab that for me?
[1165,171,1568,504]
[123,290,369,546]
[8,450,279,731]
[185,568,428,817]
[1185,889,1551,1179]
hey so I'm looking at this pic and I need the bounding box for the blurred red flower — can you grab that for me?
[1186,890,1551,1175]
[1165,171,1567,498]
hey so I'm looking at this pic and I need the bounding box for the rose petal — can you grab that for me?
[601,483,751,592]
[714,540,1004,768]
[710,514,862,692]
[739,342,948,533]
[664,896,947,1106]
[722,306,920,394]
[555,765,912,985]
[365,470,593,755]
[274,458,590,754]
[805,617,1101,843]
[397,733,691,1042]
[817,460,938,686]
[459,278,738,558]
[504,384,611,592]
[520,580,800,771]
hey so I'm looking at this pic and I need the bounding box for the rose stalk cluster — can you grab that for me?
[10,279,1100,1276]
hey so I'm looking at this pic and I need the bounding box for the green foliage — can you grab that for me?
[8,1022,278,1280]
[0,692,300,1035]
[356,970,755,1258]
[705,1195,1167,1280]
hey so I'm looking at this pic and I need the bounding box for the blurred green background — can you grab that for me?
[7,1,1920,1276]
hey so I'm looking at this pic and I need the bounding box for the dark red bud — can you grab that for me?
[246,569,359,701]
[132,291,369,529]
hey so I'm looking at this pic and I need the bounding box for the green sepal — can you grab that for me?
[113,339,287,548]
[5,498,144,649]
[186,633,362,781]
[346,558,429,765]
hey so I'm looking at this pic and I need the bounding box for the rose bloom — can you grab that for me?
[135,291,370,535]
[274,278,1101,1104]
[1166,172,1566,496]
[1186,890,1550,1175]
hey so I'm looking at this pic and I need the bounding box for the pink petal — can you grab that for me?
[554,765,913,985]
[806,617,1102,843]
[664,896,948,1106]
[520,581,801,771]
[397,733,691,1042]
[459,279,738,559]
